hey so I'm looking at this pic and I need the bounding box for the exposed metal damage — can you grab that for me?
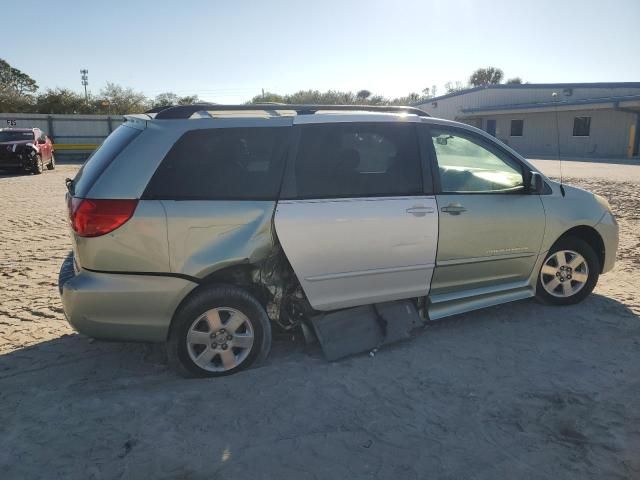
[252,243,427,361]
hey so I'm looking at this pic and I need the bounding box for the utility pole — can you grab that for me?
[262,88,265,101]
[80,69,89,104]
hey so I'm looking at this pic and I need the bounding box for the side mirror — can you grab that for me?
[528,171,543,194]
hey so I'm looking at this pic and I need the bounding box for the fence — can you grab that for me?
[0,113,125,161]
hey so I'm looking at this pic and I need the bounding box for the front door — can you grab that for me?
[275,120,438,311]
[427,125,546,295]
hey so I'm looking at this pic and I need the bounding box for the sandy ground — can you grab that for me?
[530,158,640,182]
[0,163,639,480]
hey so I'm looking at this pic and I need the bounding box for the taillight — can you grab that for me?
[68,197,138,237]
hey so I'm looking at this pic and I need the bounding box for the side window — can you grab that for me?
[431,128,524,193]
[288,123,422,199]
[144,127,288,200]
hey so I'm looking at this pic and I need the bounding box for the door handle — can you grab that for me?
[441,203,467,215]
[405,206,434,216]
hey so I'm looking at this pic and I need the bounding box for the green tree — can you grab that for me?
[444,81,465,93]
[0,58,38,111]
[35,88,94,114]
[153,92,201,107]
[0,59,38,95]
[422,85,437,98]
[98,82,148,114]
[249,91,286,103]
[177,94,200,105]
[506,77,523,84]
[469,67,504,87]
[356,89,371,101]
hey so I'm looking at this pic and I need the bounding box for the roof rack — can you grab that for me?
[151,104,429,120]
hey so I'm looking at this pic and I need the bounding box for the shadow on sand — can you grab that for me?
[0,292,636,385]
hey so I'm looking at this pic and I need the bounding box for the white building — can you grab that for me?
[415,83,640,159]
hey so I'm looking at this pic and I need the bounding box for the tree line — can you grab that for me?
[1,59,523,115]
[0,59,201,114]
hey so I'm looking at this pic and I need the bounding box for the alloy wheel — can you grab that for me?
[540,250,589,298]
[186,307,255,372]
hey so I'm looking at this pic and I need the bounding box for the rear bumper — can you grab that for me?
[60,265,198,342]
[595,211,619,274]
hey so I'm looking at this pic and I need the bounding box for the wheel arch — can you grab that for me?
[552,225,605,272]
[166,263,267,340]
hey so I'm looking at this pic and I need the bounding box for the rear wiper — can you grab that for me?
[65,177,75,195]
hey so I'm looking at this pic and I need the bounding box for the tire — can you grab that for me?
[167,285,272,378]
[46,153,56,170]
[32,154,43,175]
[535,237,599,306]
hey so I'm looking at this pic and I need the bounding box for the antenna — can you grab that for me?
[552,92,566,197]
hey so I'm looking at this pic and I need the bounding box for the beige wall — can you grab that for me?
[480,110,635,158]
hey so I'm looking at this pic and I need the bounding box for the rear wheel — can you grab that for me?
[46,153,56,170]
[536,237,599,305]
[167,285,272,377]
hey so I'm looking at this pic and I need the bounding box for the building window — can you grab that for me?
[573,117,591,137]
[510,120,524,137]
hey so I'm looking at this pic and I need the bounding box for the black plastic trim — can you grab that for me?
[83,267,201,284]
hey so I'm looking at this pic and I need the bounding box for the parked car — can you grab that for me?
[58,104,618,377]
[0,128,55,174]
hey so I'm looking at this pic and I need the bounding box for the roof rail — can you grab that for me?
[144,105,173,114]
[152,104,430,120]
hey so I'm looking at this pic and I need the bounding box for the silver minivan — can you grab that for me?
[59,104,618,377]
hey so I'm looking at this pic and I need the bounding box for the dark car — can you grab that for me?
[0,128,55,174]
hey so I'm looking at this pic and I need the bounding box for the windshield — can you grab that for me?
[0,131,34,142]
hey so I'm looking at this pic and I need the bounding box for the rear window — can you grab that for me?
[73,125,141,198]
[143,127,289,200]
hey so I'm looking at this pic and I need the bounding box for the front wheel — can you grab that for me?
[167,285,272,377]
[536,237,599,305]
[31,154,43,175]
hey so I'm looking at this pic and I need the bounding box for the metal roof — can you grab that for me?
[412,82,640,105]
[460,94,640,114]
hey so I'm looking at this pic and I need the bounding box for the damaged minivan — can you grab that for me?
[59,104,618,377]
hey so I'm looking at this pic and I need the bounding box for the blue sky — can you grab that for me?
[3,0,639,103]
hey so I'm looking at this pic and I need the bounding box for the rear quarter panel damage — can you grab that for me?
[163,200,277,278]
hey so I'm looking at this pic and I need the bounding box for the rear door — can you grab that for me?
[426,124,546,295]
[275,119,438,311]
